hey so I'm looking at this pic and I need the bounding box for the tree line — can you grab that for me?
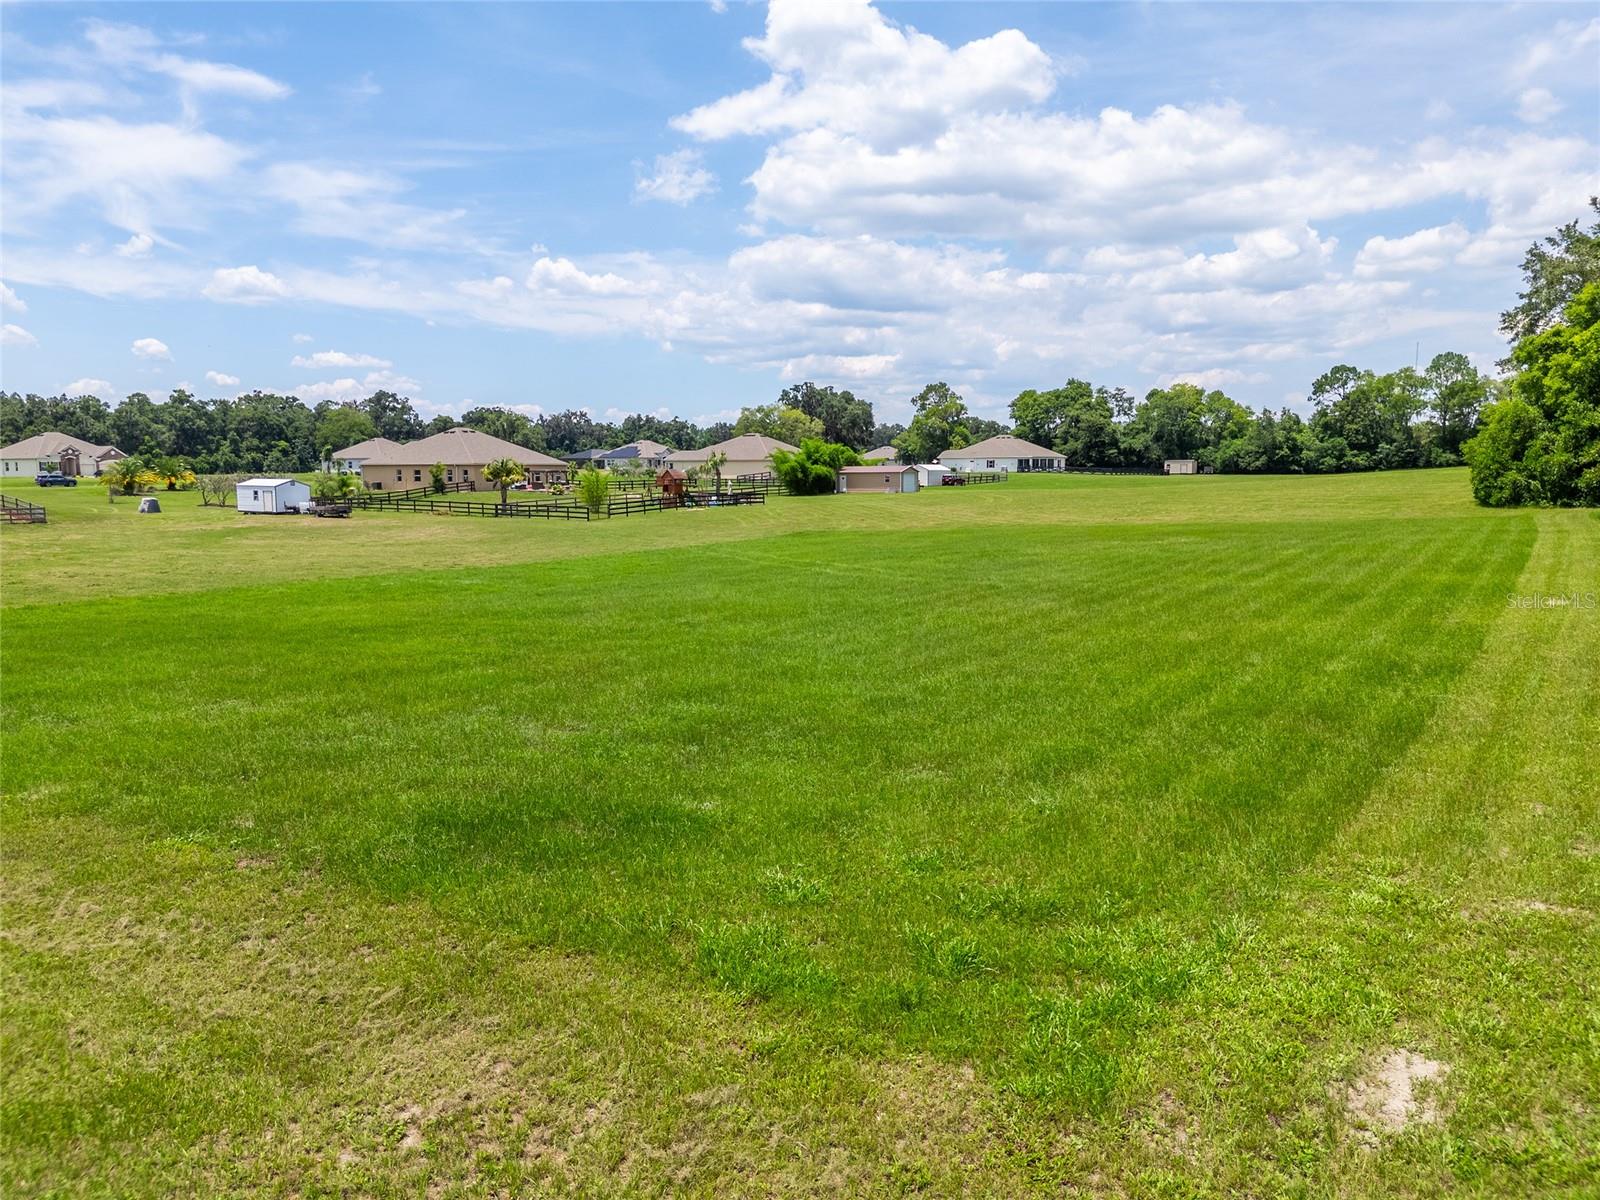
[0,389,744,475]
[0,359,1493,479]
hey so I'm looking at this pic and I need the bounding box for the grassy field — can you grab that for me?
[2,471,1595,1196]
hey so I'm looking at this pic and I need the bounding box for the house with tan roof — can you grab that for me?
[665,433,799,480]
[360,427,570,491]
[327,436,400,473]
[862,445,901,463]
[1,431,127,478]
[937,435,1064,474]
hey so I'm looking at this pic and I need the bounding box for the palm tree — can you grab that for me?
[101,456,150,500]
[705,450,729,493]
[483,457,524,506]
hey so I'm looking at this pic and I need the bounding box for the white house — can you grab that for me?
[327,436,400,473]
[837,465,919,494]
[237,477,312,514]
[665,433,799,480]
[1,431,127,478]
[1164,458,1199,475]
[937,435,1065,473]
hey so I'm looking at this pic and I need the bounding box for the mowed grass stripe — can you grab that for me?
[1,505,1534,1095]
[1094,508,1599,1196]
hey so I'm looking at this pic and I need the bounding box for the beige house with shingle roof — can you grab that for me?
[1,431,127,477]
[360,427,570,490]
[937,435,1064,473]
[665,433,798,480]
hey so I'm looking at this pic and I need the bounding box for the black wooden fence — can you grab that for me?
[349,485,768,521]
[362,480,477,500]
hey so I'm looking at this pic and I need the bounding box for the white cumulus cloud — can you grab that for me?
[65,378,116,398]
[203,265,291,303]
[132,336,172,359]
[205,370,240,386]
[1,283,27,313]
[115,232,154,258]
[2,324,40,347]
[1355,223,1472,277]
[292,350,392,369]
[1515,87,1563,124]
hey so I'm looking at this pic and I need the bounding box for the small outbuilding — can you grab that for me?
[838,465,919,494]
[914,464,951,487]
[1163,459,1198,475]
[237,477,312,514]
[656,468,688,503]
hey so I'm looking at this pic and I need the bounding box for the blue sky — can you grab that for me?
[2,1,1596,427]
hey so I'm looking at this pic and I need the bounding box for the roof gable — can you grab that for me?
[0,430,124,459]
[937,435,1061,461]
[665,433,800,463]
[363,427,566,468]
[330,436,400,459]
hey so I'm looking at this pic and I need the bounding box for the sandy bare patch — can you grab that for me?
[1345,1049,1450,1145]
[1506,899,1590,919]
[1138,1090,1195,1160]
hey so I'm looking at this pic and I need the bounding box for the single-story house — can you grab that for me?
[327,436,400,473]
[838,465,919,494]
[937,436,1065,473]
[1,431,127,478]
[360,426,570,490]
[600,440,674,471]
[666,433,799,480]
[914,464,951,487]
[862,445,900,463]
[1164,458,1199,475]
[562,448,611,467]
[237,477,312,513]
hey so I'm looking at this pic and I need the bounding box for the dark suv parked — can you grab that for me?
[34,472,78,487]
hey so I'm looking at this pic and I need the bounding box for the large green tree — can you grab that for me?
[734,404,824,445]
[894,383,973,464]
[1011,380,1119,466]
[1423,352,1490,460]
[1466,282,1600,507]
[776,382,875,448]
[359,390,426,442]
[462,407,546,451]
[769,438,863,495]
[315,406,378,458]
[1499,197,1600,352]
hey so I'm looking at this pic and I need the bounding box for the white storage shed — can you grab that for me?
[914,464,951,487]
[237,477,312,514]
